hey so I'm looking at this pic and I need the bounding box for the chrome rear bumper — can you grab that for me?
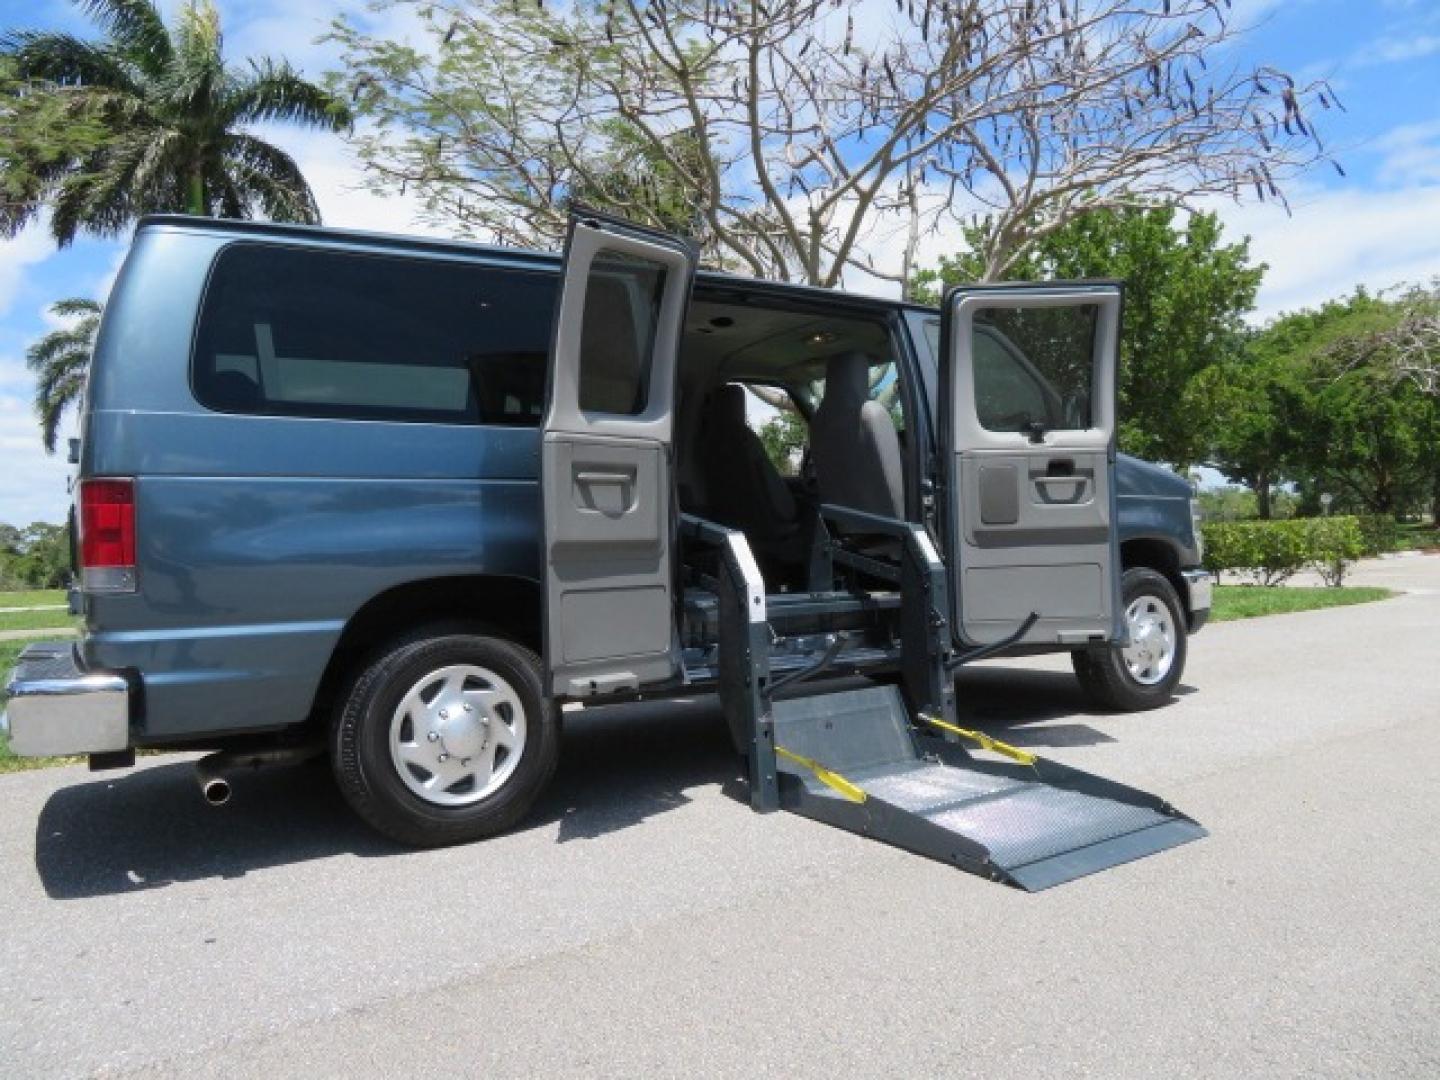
[2,642,130,756]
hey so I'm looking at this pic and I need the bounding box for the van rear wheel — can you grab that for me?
[331,631,559,847]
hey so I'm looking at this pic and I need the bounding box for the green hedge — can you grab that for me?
[1354,514,1402,557]
[1201,516,1366,587]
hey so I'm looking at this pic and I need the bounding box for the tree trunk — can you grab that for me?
[1432,465,1440,528]
[187,169,205,216]
[1256,467,1271,519]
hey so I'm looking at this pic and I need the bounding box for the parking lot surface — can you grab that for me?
[2,556,1437,1078]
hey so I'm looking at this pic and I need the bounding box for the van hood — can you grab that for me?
[1116,453,1192,500]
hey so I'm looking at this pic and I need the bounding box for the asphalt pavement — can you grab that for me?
[2,556,1437,1078]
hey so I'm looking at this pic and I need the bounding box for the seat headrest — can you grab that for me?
[823,351,872,408]
[707,383,749,429]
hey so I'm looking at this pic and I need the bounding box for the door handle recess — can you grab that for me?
[1032,474,1091,505]
[575,470,632,485]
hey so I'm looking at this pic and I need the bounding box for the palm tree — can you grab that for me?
[26,298,101,453]
[1,0,351,244]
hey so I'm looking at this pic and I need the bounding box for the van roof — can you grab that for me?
[136,214,939,315]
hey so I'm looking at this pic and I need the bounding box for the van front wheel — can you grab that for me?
[1072,567,1187,712]
[331,631,559,847]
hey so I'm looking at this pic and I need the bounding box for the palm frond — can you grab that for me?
[220,133,322,223]
[48,127,182,242]
[0,31,139,92]
[173,0,222,60]
[35,365,90,453]
[49,297,104,319]
[227,58,351,131]
[26,297,101,453]
[7,0,337,241]
[75,0,172,71]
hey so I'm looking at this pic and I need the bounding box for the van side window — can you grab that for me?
[193,244,556,425]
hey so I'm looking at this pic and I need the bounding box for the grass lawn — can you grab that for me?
[0,635,85,772]
[1395,524,1440,552]
[0,608,79,633]
[0,589,67,609]
[1212,584,1395,623]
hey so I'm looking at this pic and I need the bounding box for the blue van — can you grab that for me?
[4,214,1209,852]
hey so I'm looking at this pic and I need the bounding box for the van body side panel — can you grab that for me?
[81,476,539,738]
[79,226,548,740]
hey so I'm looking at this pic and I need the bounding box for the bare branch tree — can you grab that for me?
[1325,283,1440,397]
[330,0,1340,288]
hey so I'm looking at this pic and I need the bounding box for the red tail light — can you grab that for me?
[79,478,137,592]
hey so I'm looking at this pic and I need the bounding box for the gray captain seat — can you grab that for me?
[811,350,904,521]
[699,383,804,576]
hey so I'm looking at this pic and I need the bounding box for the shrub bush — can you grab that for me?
[1354,514,1401,557]
[1201,516,1366,587]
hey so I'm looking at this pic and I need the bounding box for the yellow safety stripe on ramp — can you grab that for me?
[921,714,1037,767]
[775,746,867,803]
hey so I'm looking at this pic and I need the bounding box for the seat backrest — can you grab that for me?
[700,384,797,535]
[811,351,904,520]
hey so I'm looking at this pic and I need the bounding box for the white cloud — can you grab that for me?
[223,0,430,77]
[1351,33,1440,67]
[1374,120,1440,188]
[834,170,1440,326]
[0,226,55,318]
[251,123,454,239]
[1210,183,1440,320]
[0,355,73,526]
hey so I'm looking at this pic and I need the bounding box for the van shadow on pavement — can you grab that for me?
[954,665,1193,747]
[34,668,1174,899]
[33,697,741,901]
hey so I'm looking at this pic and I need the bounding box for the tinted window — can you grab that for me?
[193,244,556,425]
[928,309,1097,433]
[972,329,1054,432]
[576,251,667,416]
[974,306,1096,433]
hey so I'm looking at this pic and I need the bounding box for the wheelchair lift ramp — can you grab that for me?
[772,685,1206,891]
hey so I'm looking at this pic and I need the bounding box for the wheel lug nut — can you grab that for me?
[439,709,448,720]
[427,732,439,742]
[438,753,449,763]
[462,704,473,713]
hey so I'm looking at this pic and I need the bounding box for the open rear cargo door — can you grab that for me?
[940,283,1125,648]
[541,212,697,698]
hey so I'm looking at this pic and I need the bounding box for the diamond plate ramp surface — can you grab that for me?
[773,686,1205,890]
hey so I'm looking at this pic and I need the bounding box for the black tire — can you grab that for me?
[331,630,559,847]
[1072,567,1187,712]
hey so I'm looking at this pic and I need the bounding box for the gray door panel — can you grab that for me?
[942,285,1124,647]
[542,214,696,697]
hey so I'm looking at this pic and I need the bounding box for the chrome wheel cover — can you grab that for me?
[1122,594,1177,687]
[388,664,526,807]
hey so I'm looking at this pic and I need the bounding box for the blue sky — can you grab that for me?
[2,0,1439,526]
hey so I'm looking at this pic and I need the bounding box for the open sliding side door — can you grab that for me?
[940,283,1125,648]
[542,212,697,698]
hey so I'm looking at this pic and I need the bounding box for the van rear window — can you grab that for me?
[192,243,556,425]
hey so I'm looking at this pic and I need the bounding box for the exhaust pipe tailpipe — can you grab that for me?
[200,774,231,806]
[194,743,323,807]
